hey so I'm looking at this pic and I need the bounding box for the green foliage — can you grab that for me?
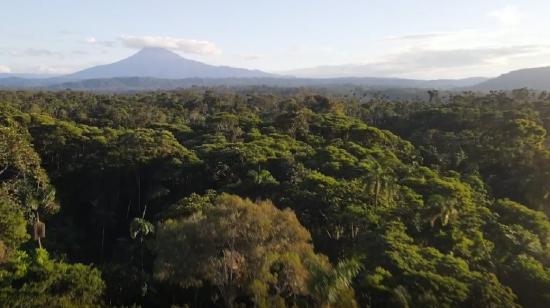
[0,191,28,251]
[0,123,58,220]
[0,249,104,307]
[130,218,155,241]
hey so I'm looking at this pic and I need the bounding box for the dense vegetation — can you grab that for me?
[1,87,550,307]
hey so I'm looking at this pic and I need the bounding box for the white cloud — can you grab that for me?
[119,35,222,55]
[35,65,73,75]
[384,29,507,52]
[489,5,522,27]
[392,45,539,68]
[319,22,550,78]
[284,44,547,79]
[84,37,116,47]
[0,64,11,73]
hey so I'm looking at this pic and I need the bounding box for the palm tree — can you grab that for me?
[248,166,277,185]
[309,259,361,307]
[427,194,459,227]
[367,163,394,207]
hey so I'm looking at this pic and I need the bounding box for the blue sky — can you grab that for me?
[1,0,550,78]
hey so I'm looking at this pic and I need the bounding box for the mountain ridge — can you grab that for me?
[470,66,550,90]
[68,47,274,79]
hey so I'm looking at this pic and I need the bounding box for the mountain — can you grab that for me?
[68,48,274,79]
[281,64,488,89]
[318,77,489,89]
[472,66,550,90]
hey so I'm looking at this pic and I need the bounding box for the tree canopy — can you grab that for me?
[1,88,550,307]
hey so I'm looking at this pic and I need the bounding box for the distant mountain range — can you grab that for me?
[0,73,59,79]
[42,76,488,92]
[0,48,549,92]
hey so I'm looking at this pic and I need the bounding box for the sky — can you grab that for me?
[1,0,550,79]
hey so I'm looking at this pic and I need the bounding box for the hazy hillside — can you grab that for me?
[0,73,59,79]
[2,75,491,92]
[472,66,550,90]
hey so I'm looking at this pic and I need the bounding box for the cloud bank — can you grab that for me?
[284,44,545,78]
[119,35,222,55]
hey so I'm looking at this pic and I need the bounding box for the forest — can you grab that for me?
[1,87,550,307]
